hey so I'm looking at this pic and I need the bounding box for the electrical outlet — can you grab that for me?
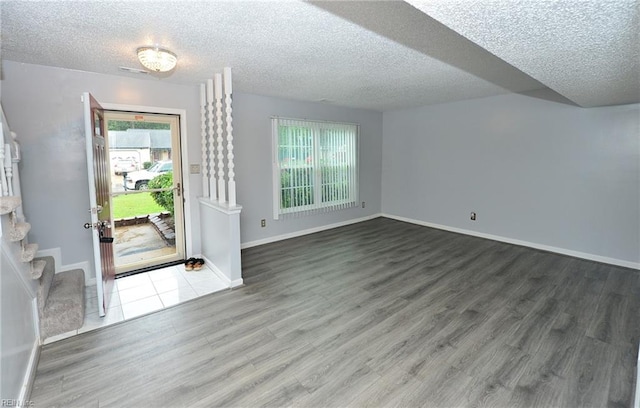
[189,164,201,174]
[470,212,476,221]
[261,219,266,228]
[362,201,366,208]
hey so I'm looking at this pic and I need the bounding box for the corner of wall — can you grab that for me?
[36,247,92,285]
[382,213,640,270]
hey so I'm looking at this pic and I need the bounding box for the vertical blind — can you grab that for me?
[272,117,359,219]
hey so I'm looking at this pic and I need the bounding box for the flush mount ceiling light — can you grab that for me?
[136,46,177,72]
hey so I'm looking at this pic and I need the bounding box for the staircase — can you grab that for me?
[36,257,85,339]
[0,101,87,341]
[1,196,86,340]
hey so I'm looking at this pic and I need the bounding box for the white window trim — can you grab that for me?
[272,117,359,220]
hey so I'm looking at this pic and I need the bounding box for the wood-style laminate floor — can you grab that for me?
[31,217,639,407]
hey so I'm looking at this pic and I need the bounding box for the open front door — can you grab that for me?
[83,92,115,317]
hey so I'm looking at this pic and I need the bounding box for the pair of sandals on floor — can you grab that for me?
[185,257,205,271]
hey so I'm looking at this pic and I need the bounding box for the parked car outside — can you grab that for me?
[112,159,139,175]
[124,160,173,190]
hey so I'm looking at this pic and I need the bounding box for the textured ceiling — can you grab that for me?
[1,1,638,111]
[407,0,640,108]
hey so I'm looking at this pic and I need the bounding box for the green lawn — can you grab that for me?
[112,193,164,219]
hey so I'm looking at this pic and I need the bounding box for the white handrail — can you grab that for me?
[0,105,24,222]
[0,105,16,198]
[4,142,14,196]
[0,126,7,197]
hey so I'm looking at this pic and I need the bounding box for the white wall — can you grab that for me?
[1,61,203,279]
[9,59,634,272]
[200,201,242,285]
[231,92,383,244]
[0,62,382,397]
[1,61,384,272]
[1,217,38,400]
[382,92,640,266]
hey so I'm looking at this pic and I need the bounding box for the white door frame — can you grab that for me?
[101,103,193,258]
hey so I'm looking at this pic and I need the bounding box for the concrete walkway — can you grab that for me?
[114,224,175,267]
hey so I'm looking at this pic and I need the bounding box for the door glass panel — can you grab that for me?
[105,112,184,274]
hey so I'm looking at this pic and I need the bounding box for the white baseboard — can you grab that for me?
[382,213,640,270]
[35,247,61,271]
[200,254,227,284]
[36,247,91,285]
[241,213,383,249]
[229,278,244,288]
[199,254,244,288]
[18,337,40,403]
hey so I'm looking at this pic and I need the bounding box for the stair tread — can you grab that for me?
[21,242,39,262]
[40,269,85,340]
[31,259,46,279]
[0,196,21,215]
[9,221,30,242]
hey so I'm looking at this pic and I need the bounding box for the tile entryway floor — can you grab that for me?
[43,263,228,344]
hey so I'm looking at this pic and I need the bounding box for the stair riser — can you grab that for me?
[21,243,38,263]
[9,222,30,242]
[31,259,47,280]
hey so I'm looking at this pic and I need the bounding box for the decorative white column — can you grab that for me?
[198,67,243,286]
[215,73,226,204]
[224,67,236,207]
[200,84,209,198]
[198,68,236,206]
[207,79,217,200]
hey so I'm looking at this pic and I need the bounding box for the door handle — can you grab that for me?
[175,182,181,197]
[83,220,111,230]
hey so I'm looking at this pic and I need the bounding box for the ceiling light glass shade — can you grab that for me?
[137,46,177,72]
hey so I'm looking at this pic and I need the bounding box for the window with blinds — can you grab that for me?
[272,117,359,219]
